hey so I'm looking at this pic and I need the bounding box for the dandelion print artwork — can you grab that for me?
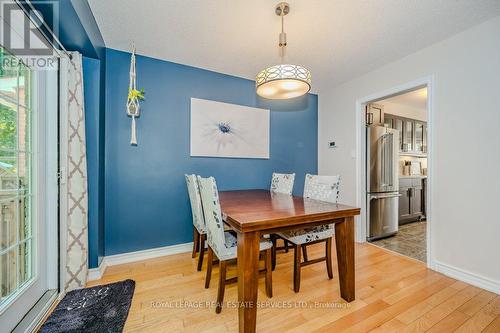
[190,98,270,158]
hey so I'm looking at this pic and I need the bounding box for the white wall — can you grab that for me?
[318,16,500,287]
[378,101,427,122]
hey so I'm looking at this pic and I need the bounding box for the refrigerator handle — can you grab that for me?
[388,133,394,187]
[381,134,386,187]
[369,193,402,200]
[386,134,391,187]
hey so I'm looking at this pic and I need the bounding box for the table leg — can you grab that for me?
[237,231,260,333]
[334,216,355,302]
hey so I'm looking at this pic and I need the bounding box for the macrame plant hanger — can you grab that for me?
[126,46,140,145]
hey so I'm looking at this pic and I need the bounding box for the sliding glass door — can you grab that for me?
[0,47,34,308]
[0,46,58,331]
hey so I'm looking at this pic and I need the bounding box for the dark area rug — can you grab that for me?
[39,279,135,333]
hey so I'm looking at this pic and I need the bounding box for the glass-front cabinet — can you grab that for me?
[394,119,404,151]
[403,120,414,152]
[414,122,424,152]
[384,114,427,155]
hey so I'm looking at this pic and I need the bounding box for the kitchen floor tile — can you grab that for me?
[370,221,427,263]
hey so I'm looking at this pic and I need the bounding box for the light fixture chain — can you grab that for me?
[279,10,287,63]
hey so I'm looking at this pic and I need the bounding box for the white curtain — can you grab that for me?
[59,52,88,291]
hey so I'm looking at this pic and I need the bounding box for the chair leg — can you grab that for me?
[265,248,273,298]
[205,246,214,288]
[302,244,308,262]
[192,227,200,258]
[270,235,277,271]
[293,244,301,293]
[216,260,227,314]
[284,239,289,253]
[326,237,333,279]
[197,233,206,271]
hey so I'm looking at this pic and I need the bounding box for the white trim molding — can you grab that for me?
[87,242,193,282]
[87,260,108,282]
[355,76,435,270]
[434,261,500,295]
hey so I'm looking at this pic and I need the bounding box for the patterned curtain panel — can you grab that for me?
[60,52,88,291]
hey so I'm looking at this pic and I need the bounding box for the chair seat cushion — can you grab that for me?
[278,224,334,245]
[216,232,272,261]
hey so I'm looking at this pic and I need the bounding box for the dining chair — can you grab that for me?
[185,174,208,271]
[197,175,273,314]
[273,173,341,292]
[269,172,296,256]
[270,172,295,195]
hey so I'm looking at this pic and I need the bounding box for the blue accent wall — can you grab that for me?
[32,0,107,268]
[83,56,104,268]
[104,48,318,255]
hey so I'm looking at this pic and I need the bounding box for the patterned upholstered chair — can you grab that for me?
[275,173,341,292]
[197,176,273,313]
[270,172,295,195]
[185,174,208,271]
[269,173,296,258]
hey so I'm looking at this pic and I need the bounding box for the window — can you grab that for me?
[0,46,33,304]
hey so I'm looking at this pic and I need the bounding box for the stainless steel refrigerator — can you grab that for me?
[367,125,400,241]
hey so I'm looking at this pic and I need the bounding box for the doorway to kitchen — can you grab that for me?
[355,77,433,266]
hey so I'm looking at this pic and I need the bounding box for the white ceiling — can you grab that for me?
[382,87,427,110]
[88,0,500,91]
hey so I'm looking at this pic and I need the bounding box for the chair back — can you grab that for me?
[197,176,227,257]
[303,174,341,203]
[185,174,206,232]
[270,172,295,195]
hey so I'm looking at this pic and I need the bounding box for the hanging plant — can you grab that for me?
[126,46,145,145]
[128,87,145,101]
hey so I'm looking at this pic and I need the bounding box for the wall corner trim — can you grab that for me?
[87,242,193,282]
[434,260,500,295]
[87,258,108,282]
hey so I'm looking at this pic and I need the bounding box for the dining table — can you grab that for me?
[218,189,361,333]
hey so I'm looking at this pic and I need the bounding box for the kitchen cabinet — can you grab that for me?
[384,115,404,150]
[403,120,414,152]
[415,122,424,152]
[399,178,425,224]
[410,187,424,217]
[383,116,392,128]
[366,103,384,126]
[398,187,411,221]
[384,114,427,155]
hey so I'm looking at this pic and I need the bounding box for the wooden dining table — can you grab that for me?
[218,189,361,333]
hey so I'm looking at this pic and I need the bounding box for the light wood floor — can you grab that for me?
[88,241,500,332]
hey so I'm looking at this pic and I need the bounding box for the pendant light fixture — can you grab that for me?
[256,2,311,100]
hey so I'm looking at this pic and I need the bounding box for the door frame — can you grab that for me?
[0,68,59,332]
[354,76,435,268]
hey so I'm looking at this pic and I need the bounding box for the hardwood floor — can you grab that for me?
[87,241,500,332]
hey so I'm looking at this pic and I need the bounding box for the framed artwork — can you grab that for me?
[190,98,270,159]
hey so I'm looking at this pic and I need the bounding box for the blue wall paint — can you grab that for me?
[104,48,318,255]
[33,0,107,268]
[31,0,105,59]
[82,56,104,268]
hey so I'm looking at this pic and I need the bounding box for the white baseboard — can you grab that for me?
[87,242,193,282]
[434,261,500,295]
[87,259,108,281]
